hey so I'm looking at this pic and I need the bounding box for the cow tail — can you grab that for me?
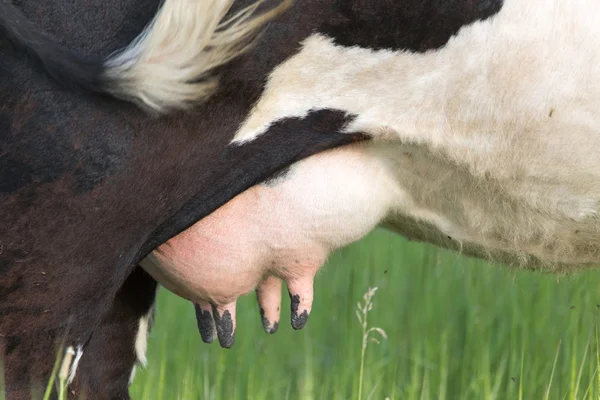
[0,1,107,94]
[0,0,293,113]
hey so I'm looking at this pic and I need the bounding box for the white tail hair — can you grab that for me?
[104,0,293,112]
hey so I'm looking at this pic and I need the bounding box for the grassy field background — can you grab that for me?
[128,228,600,400]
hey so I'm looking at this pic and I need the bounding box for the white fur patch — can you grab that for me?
[134,294,157,369]
[67,345,84,385]
[129,366,137,386]
[134,313,151,367]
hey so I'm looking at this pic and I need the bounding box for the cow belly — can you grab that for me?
[140,143,396,305]
[376,142,600,271]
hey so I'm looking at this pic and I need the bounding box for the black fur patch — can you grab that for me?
[320,0,504,52]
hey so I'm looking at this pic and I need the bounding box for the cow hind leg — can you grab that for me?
[68,267,158,400]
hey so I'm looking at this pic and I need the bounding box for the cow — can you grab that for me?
[3,0,600,399]
[145,0,600,352]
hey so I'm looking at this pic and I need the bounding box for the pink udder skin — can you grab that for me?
[140,143,396,341]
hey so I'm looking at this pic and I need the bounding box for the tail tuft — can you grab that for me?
[104,0,294,112]
[1,0,293,113]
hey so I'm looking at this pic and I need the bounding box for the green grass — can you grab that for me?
[128,228,600,400]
